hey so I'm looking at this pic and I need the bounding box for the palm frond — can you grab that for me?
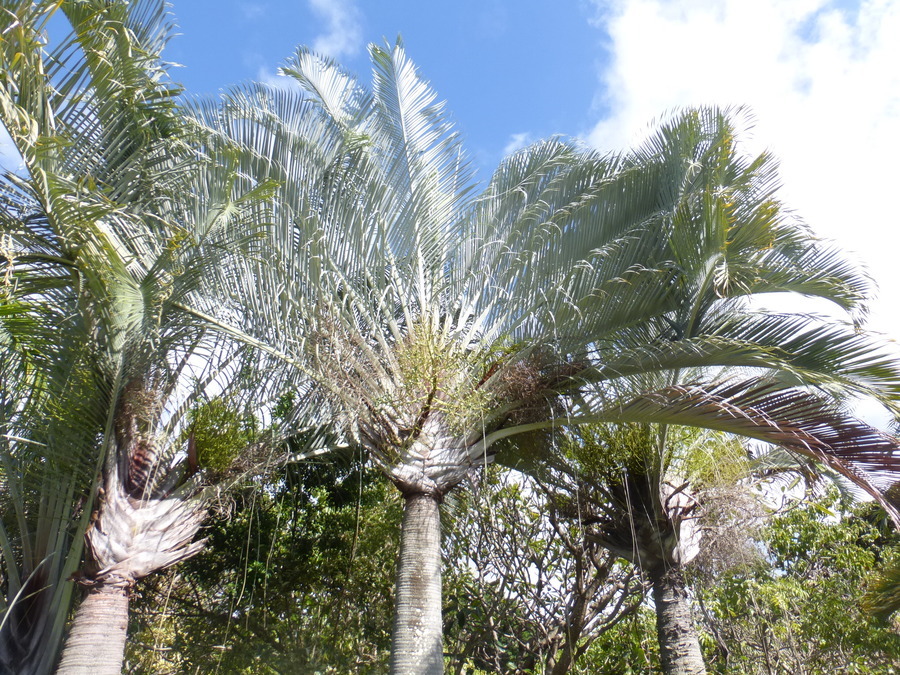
[863,554,900,621]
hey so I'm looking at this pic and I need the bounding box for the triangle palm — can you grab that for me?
[508,110,900,673]
[0,2,314,671]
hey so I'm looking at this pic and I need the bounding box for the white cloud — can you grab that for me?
[308,0,363,59]
[503,132,535,155]
[239,2,266,20]
[586,0,900,337]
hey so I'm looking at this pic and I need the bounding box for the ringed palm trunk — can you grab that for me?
[56,462,205,674]
[380,414,471,675]
[391,491,444,675]
[648,562,706,675]
[55,579,130,674]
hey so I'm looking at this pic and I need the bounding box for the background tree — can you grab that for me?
[126,455,401,674]
[125,461,646,675]
[859,482,900,623]
[693,489,900,674]
[443,467,646,674]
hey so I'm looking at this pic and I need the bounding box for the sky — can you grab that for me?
[168,0,899,336]
[4,1,900,344]
[164,0,608,168]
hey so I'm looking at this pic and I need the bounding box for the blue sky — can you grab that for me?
[165,0,610,171]
[163,0,900,342]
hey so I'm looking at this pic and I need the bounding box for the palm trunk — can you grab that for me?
[55,581,129,675]
[55,463,205,675]
[648,564,706,675]
[391,491,444,675]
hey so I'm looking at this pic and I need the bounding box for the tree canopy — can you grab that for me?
[2,2,900,674]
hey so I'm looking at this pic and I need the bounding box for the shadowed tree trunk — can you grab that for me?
[391,491,445,675]
[566,437,709,675]
[56,580,129,675]
[649,564,706,675]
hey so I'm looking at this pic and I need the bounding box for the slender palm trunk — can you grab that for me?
[55,581,129,675]
[391,491,444,675]
[648,564,706,675]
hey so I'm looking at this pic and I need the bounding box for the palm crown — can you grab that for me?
[0,1,300,670]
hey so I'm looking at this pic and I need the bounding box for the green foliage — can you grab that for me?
[694,490,900,674]
[186,397,257,472]
[576,609,661,674]
[566,423,659,479]
[863,550,900,621]
[126,457,401,673]
[442,467,645,674]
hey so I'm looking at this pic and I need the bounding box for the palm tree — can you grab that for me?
[0,238,92,673]
[0,2,312,671]
[545,422,900,674]
[508,110,900,673]
[199,47,900,673]
[192,47,703,672]
[536,425,749,674]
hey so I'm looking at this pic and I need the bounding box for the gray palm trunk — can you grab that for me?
[648,564,706,675]
[55,581,129,675]
[369,414,470,675]
[630,520,707,675]
[391,492,445,675]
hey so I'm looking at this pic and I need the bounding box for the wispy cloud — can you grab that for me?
[586,0,900,335]
[308,0,363,59]
[239,2,266,20]
[503,132,535,155]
